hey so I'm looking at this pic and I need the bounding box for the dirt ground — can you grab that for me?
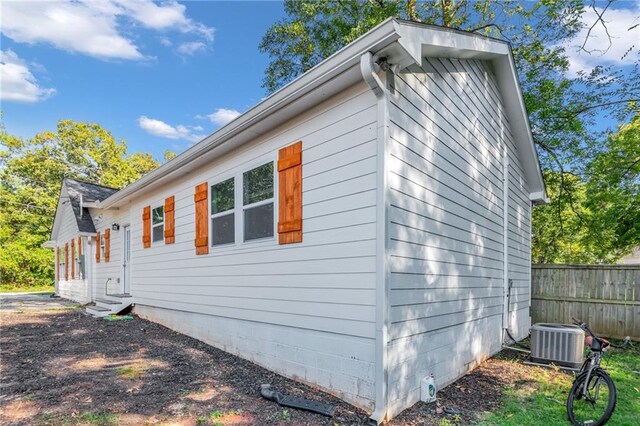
[0,298,543,426]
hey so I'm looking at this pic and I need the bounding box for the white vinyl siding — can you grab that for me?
[54,191,90,303]
[127,81,379,409]
[385,57,531,417]
[91,208,132,297]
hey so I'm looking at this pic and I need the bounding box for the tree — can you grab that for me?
[260,0,640,262]
[0,119,161,289]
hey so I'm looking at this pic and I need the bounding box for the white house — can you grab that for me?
[48,19,546,423]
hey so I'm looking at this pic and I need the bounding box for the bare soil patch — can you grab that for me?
[0,309,368,425]
[1,305,552,425]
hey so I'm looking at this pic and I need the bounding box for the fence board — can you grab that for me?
[532,265,640,340]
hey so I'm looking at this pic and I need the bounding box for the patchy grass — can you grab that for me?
[0,284,54,293]
[44,304,80,311]
[115,366,144,379]
[39,411,118,425]
[115,358,168,380]
[479,342,640,426]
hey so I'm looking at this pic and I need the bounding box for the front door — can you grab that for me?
[123,225,131,294]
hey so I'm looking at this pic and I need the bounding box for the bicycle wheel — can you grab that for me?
[567,369,617,426]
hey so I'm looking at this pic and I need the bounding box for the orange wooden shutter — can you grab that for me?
[71,238,75,279]
[142,206,151,248]
[104,228,110,262]
[164,195,175,244]
[194,182,209,255]
[278,141,303,244]
[95,231,101,263]
[65,242,69,280]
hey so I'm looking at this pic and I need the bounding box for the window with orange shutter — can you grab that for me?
[194,182,209,255]
[142,206,151,248]
[211,178,235,246]
[95,231,101,263]
[164,196,175,244]
[278,141,303,244]
[104,228,110,262]
[243,162,274,241]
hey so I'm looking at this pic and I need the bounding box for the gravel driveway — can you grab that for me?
[0,292,77,312]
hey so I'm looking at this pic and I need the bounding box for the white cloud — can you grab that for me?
[114,0,214,41]
[563,3,640,75]
[177,41,208,56]
[138,116,204,142]
[0,1,214,61]
[0,50,56,103]
[160,37,173,47]
[202,108,242,126]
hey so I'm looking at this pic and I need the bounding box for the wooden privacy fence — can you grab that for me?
[531,264,640,340]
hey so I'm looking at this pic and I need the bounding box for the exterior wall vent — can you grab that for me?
[530,323,585,369]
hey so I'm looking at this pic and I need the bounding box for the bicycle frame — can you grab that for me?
[579,352,604,400]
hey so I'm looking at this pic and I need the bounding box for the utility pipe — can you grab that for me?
[361,51,390,425]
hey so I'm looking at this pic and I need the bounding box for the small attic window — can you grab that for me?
[152,205,164,243]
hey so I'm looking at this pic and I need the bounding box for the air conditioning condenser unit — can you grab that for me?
[530,323,585,369]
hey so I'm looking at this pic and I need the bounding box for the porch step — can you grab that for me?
[86,305,111,318]
[107,293,132,298]
[94,298,120,305]
[86,296,133,318]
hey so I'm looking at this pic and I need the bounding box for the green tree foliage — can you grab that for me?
[533,115,639,263]
[260,0,640,263]
[0,119,161,290]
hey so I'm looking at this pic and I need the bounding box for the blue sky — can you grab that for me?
[1,1,638,160]
[1,1,286,158]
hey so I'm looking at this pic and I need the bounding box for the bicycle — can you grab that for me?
[566,317,631,426]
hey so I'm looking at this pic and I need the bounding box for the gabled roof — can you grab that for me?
[95,18,546,208]
[64,179,119,233]
[50,179,119,239]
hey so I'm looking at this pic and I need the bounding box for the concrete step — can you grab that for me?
[86,305,111,318]
[107,293,132,298]
[94,298,121,305]
[86,297,133,317]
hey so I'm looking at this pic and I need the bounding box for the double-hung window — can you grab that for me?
[152,206,164,243]
[100,234,106,260]
[211,178,235,246]
[243,162,274,241]
[59,248,65,278]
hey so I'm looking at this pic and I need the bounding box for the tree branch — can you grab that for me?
[580,0,614,55]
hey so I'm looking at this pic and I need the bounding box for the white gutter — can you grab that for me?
[97,18,546,209]
[361,51,390,425]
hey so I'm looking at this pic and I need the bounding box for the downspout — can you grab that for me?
[361,51,390,424]
[502,145,510,336]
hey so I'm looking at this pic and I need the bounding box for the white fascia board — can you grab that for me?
[99,19,402,209]
[394,20,510,63]
[42,240,56,249]
[492,53,546,199]
[50,183,68,241]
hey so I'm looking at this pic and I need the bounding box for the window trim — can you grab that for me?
[205,156,278,253]
[210,176,236,247]
[241,160,276,243]
[58,247,65,280]
[151,203,165,246]
[100,234,106,261]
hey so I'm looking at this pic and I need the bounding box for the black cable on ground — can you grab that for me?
[505,328,531,350]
